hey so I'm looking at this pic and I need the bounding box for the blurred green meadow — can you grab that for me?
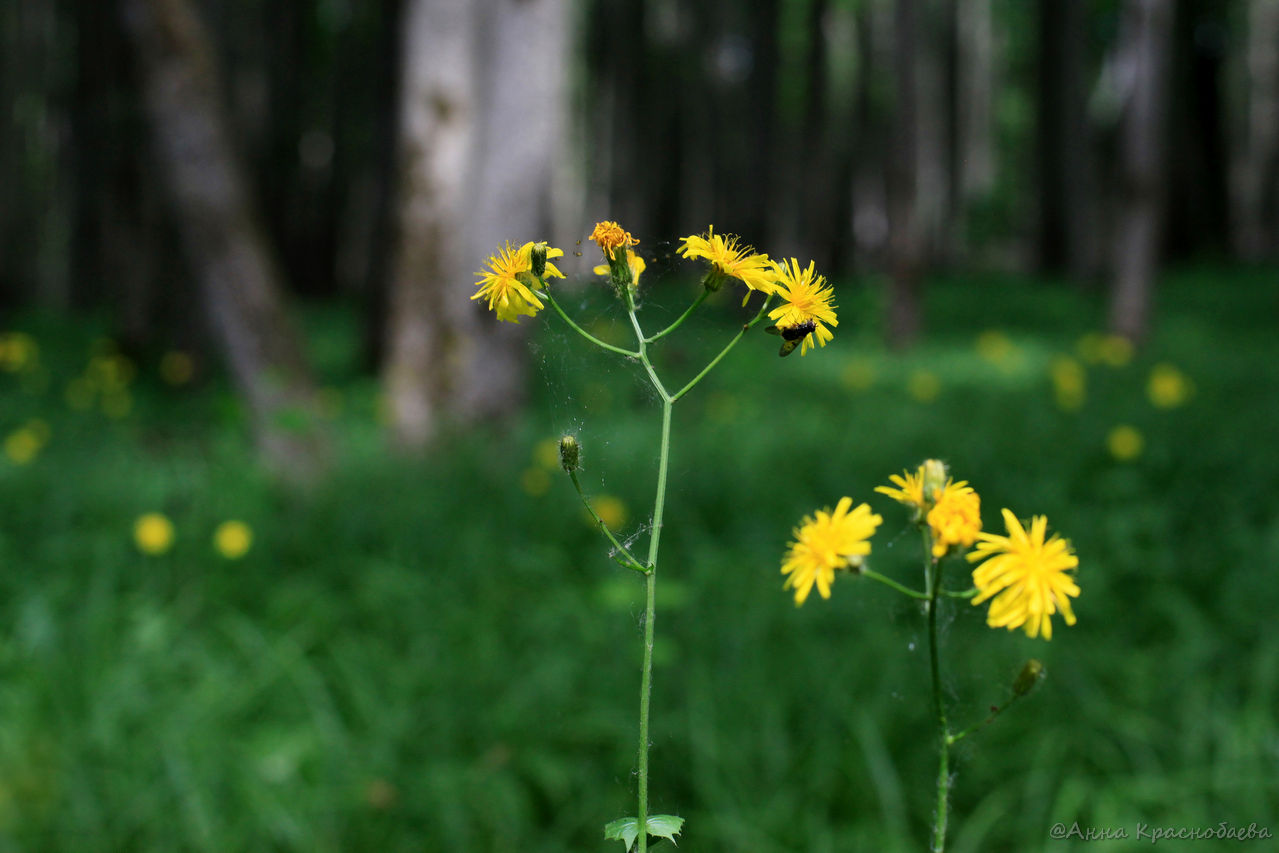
[2,267,1277,852]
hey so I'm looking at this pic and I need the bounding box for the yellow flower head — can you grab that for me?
[1147,363,1191,409]
[472,241,565,323]
[134,512,176,556]
[1107,424,1144,461]
[589,221,638,260]
[875,465,928,516]
[677,226,775,302]
[969,508,1079,640]
[213,520,253,560]
[767,259,837,356]
[781,497,882,606]
[926,480,982,558]
[593,249,646,286]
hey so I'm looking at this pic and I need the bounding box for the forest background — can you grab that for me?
[1,0,1277,850]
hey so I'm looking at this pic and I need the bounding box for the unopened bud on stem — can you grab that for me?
[559,435,580,473]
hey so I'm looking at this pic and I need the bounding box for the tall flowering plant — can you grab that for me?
[782,458,1080,851]
[475,222,836,851]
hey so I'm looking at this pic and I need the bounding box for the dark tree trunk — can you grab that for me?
[887,0,922,347]
[122,0,325,479]
[1038,0,1098,278]
[1109,0,1173,343]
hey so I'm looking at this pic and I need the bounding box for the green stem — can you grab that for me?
[646,289,711,343]
[861,568,929,600]
[568,470,648,573]
[670,294,774,403]
[542,290,640,358]
[949,692,1024,745]
[942,586,978,599]
[925,530,950,853]
[636,400,673,853]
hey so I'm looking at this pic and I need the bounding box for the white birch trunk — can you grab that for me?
[382,0,568,449]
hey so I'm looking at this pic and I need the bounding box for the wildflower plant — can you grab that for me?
[475,222,835,851]
[785,459,1079,851]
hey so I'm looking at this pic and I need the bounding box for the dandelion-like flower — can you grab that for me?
[678,226,775,301]
[968,508,1079,640]
[472,241,564,323]
[589,221,639,260]
[781,497,882,606]
[213,520,253,560]
[767,259,837,356]
[875,466,928,516]
[926,480,982,558]
[134,512,176,556]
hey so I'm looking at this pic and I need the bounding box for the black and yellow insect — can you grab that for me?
[765,320,816,357]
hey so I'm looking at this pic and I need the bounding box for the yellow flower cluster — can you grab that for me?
[133,513,255,559]
[473,221,840,356]
[787,460,1080,640]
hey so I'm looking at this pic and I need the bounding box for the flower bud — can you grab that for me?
[921,458,949,504]
[530,242,549,278]
[559,434,580,473]
[1013,659,1045,697]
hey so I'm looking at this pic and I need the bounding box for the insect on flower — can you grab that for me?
[766,320,817,357]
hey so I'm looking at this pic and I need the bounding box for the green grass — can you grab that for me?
[1,265,1277,851]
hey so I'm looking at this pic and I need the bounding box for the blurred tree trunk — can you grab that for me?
[122,0,325,479]
[383,0,567,450]
[1235,0,1279,259]
[1109,0,1173,342]
[1038,0,1098,278]
[886,0,922,348]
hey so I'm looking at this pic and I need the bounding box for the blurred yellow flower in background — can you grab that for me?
[1107,424,1144,461]
[213,520,253,559]
[908,370,940,402]
[134,513,175,556]
[590,495,628,530]
[1147,363,1192,408]
[1050,356,1086,411]
[0,332,39,372]
[841,358,875,391]
[520,467,551,497]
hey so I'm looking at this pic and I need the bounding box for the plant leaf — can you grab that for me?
[604,817,639,851]
[604,815,685,850]
[645,814,685,846]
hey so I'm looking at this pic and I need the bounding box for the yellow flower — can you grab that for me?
[4,428,41,465]
[213,520,253,559]
[780,497,882,605]
[926,480,982,558]
[1050,356,1086,411]
[1147,363,1191,408]
[472,241,564,323]
[588,221,638,259]
[969,508,1079,640]
[590,495,628,530]
[767,259,837,356]
[908,370,940,402]
[134,513,176,556]
[677,226,775,301]
[875,466,928,515]
[1107,424,1144,461]
[593,249,646,286]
